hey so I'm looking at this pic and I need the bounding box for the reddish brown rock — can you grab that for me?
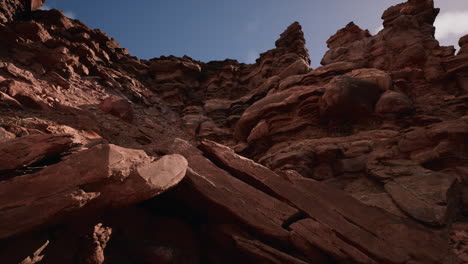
[321,0,453,96]
[0,91,23,109]
[319,76,381,121]
[232,235,309,264]
[345,68,393,91]
[375,90,413,115]
[99,95,134,122]
[0,0,466,263]
[0,144,188,239]
[450,223,468,263]
[14,21,51,42]
[19,240,49,264]
[0,134,73,174]
[384,170,459,226]
[163,138,300,245]
[30,0,46,11]
[200,140,451,263]
[77,224,112,264]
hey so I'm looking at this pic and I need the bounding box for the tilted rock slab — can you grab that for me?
[162,138,300,245]
[0,134,73,174]
[200,139,452,264]
[0,143,187,239]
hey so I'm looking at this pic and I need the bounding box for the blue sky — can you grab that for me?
[42,0,468,67]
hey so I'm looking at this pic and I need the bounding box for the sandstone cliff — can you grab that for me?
[0,0,467,263]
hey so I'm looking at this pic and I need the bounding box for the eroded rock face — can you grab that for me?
[375,90,413,115]
[0,0,467,263]
[99,95,134,122]
[0,134,73,174]
[0,143,188,239]
[319,76,382,121]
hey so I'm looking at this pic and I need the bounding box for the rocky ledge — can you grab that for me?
[0,0,467,263]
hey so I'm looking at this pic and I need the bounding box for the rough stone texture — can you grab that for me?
[162,138,300,245]
[0,0,467,262]
[0,144,187,239]
[0,134,73,174]
[200,139,450,263]
[345,68,393,91]
[99,95,134,122]
[319,75,382,121]
[375,90,414,115]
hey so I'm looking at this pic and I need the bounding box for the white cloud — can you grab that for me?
[63,11,76,19]
[435,10,468,48]
[246,50,258,64]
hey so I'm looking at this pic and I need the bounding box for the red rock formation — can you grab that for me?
[0,0,467,263]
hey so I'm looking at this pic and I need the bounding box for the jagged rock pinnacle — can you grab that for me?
[275,21,311,65]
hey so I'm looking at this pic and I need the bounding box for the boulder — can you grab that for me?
[346,68,393,91]
[99,95,134,122]
[0,144,188,239]
[319,76,381,121]
[375,90,413,115]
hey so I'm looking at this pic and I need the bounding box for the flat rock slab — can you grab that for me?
[200,139,452,264]
[0,144,187,239]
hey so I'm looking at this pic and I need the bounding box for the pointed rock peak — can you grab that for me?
[275,21,304,48]
[382,0,439,27]
[274,21,310,65]
[326,22,371,49]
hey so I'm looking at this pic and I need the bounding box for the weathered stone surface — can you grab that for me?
[450,222,468,263]
[200,140,450,263]
[376,90,413,115]
[367,158,461,226]
[367,159,424,181]
[321,0,455,98]
[164,138,300,244]
[320,76,381,121]
[290,219,376,264]
[0,127,16,143]
[384,171,458,226]
[99,95,134,122]
[233,235,309,264]
[0,0,466,262]
[0,144,187,239]
[234,85,322,142]
[15,21,51,42]
[77,223,112,264]
[0,134,73,174]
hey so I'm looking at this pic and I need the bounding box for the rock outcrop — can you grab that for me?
[0,0,467,263]
[0,140,188,239]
